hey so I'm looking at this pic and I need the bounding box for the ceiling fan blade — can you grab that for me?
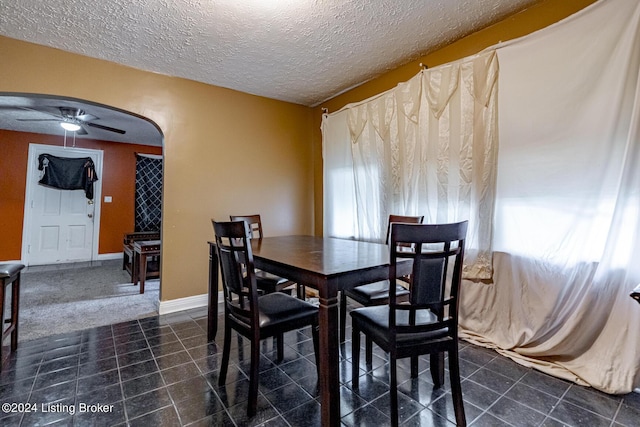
[76,125,89,135]
[87,122,126,134]
[19,106,64,119]
[76,113,98,122]
[16,119,60,122]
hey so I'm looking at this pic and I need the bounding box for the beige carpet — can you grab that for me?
[18,260,159,342]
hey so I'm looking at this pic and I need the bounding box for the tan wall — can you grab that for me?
[0,36,314,301]
[0,0,595,303]
[311,0,598,235]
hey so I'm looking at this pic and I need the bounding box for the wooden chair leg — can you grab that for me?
[0,279,4,367]
[11,278,19,351]
[390,356,399,427]
[218,326,232,386]
[340,291,347,342]
[247,338,261,416]
[430,352,445,388]
[365,336,373,366]
[276,333,284,362]
[297,283,306,300]
[411,355,418,378]
[351,323,361,386]
[448,347,466,426]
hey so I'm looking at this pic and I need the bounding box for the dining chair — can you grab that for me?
[213,220,320,416]
[340,214,423,343]
[351,221,468,427]
[230,214,306,299]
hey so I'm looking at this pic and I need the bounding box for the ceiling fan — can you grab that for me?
[16,106,126,135]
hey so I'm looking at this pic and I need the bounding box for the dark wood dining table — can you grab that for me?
[207,235,411,427]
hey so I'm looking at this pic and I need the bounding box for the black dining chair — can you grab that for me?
[230,214,306,299]
[351,221,468,427]
[340,214,423,343]
[213,220,319,416]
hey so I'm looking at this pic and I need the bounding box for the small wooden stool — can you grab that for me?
[0,263,24,370]
[132,240,161,294]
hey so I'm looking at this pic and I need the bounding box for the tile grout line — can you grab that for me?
[112,323,130,426]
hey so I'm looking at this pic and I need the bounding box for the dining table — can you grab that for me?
[207,235,411,426]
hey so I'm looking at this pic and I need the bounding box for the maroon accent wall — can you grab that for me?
[0,129,162,260]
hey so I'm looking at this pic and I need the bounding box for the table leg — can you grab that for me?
[207,243,219,341]
[318,286,340,426]
[139,254,147,294]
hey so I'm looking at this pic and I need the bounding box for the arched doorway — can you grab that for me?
[0,93,165,341]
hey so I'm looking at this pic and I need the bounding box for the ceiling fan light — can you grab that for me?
[60,122,81,132]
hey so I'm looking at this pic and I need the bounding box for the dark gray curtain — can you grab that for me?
[135,154,162,232]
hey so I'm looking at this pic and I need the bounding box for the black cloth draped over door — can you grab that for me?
[37,153,99,200]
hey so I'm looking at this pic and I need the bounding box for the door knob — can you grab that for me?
[88,213,93,218]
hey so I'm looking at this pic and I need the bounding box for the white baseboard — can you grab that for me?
[3,254,121,266]
[96,252,124,261]
[158,292,213,315]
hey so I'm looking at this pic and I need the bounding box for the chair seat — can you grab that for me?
[351,305,449,346]
[258,292,318,329]
[256,270,290,288]
[255,270,296,295]
[345,281,409,305]
[0,264,25,278]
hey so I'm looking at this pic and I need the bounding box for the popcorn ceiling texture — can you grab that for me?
[0,0,538,106]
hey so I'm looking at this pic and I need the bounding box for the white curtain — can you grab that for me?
[323,50,499,280]
[460,0,640,394]
[323,0,640,393]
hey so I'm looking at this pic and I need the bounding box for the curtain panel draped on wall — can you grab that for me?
[461,0,640,394]
[323,50,499,280]
[322,0,640,393]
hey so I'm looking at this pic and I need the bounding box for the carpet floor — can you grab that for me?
[18,260,159,342]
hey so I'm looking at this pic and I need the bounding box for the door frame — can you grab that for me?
[22,143,104,266]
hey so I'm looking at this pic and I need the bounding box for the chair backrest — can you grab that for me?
[230,214,263,239]
[213,220,260,328]
[388,221,468,337]
[385,215,424,245]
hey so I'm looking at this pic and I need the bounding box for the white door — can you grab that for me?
[22,144,103,266]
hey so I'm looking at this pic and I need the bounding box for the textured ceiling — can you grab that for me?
[0,0,539,107]
[0,0,539,144]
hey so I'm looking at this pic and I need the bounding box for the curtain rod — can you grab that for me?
[321,63,429,116]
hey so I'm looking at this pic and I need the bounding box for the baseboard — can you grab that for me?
[96,252,123,261]
[8,253,122,263]
[158,292,213,315]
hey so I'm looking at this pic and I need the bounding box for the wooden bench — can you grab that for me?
[123,231,160,279]
[132,240,161,294]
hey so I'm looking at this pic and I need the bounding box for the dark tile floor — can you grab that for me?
[1,305,638,427]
